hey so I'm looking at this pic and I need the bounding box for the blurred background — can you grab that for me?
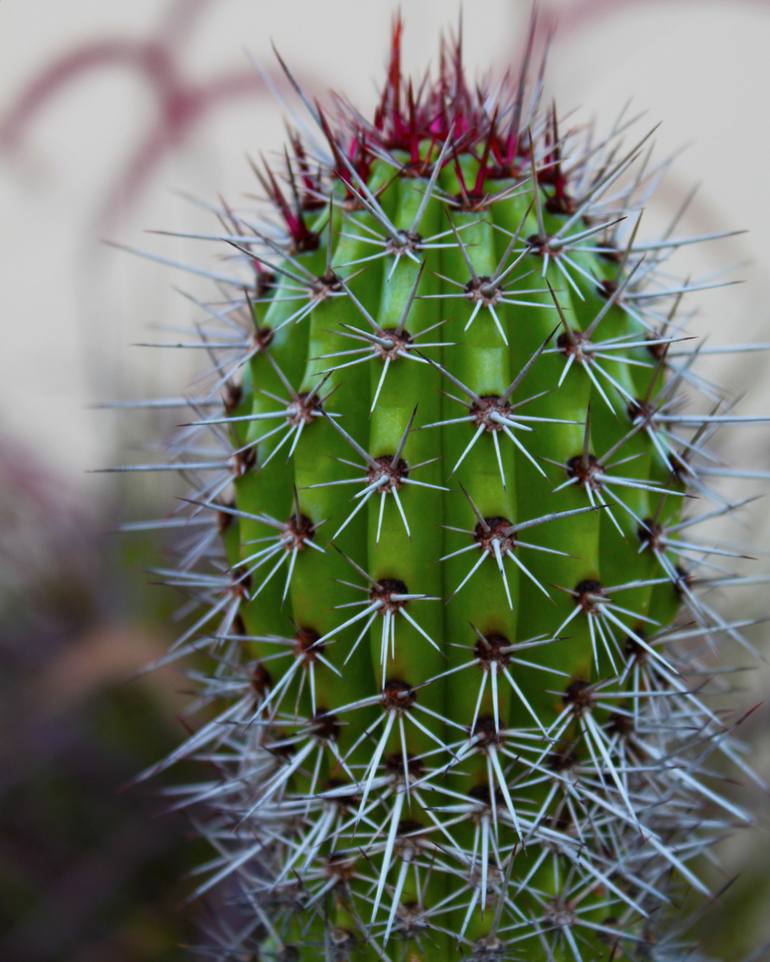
[1,1,769,959]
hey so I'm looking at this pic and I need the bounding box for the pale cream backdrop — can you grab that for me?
[2,1,769,479]
[1,0,769,951]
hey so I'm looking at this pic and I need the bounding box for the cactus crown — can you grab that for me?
[119,15,765,962]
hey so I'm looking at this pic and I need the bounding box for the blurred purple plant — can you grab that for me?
[0,436,98,629]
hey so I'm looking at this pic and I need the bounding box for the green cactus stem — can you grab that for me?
[112,14,769,962]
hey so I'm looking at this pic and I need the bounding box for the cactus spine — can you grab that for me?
[118,17,767,962]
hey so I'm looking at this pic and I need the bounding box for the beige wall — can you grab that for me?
[1,0,768,479]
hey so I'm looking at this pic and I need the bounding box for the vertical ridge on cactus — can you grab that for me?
[113,14,768,962]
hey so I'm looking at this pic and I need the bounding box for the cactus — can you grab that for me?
[114,16,768,962]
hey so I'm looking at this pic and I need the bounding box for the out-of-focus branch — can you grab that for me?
[0,0,294,228]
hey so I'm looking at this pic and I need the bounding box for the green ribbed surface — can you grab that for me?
[125,24,765,962]
[221,156,681,961]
